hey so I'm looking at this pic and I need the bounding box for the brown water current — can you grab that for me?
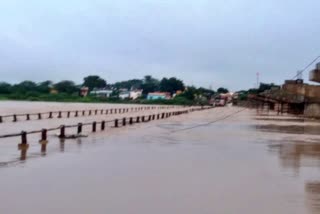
[1,101,320,213]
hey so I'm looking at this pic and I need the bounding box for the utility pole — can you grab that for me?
[256,72,260,88]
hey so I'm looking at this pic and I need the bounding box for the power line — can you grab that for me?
[170,108,246,133]
[292,55,320,80]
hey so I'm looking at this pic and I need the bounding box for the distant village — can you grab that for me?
[82,86,235,105]
[82,87,174,100]
[0,75,236,105]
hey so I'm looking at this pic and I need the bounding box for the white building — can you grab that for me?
[90,89,113,97]
[119,91,130,99]
[130,90,143,100]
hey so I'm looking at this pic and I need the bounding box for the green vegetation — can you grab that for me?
[159,77,185,95]
[0,75,228,105]
[236,83,280,100]
[217,87,229,94]
[114,79,143,90]
[83,75,107,90]
[140,75,160,95]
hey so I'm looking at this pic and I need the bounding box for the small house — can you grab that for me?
[90,88,113,97]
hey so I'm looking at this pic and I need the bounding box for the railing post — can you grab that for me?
[89,110,92,116]
[82,110,85,116]
[13,114,17,122]
[157,114,160,120]
[67,111,70,118]
[152,114,155,120]
[48,112,53,119]
[142,116,145,122]
[21,131,27,144]
[58,111,62,118]
[38,113,42,120]
[148,115,152,121]
[136,116,140,123]
[129,117,133,125]
[77,123,82,134]
[18,131,29,160]
[92,122,97,132]
[26,114,30,120]
[41,129,47,141]
[101,109,103,114]
[101,121,105,130]
[59,126,65,138]
[75,111,78,117]
[105,109,108,114]
[122,118,126,126]
[95,109,98,115]
[39,129,48,153]
[114,119,119,127]
[0,116,2,123]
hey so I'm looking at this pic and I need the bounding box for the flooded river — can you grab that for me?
[1,101,320,214]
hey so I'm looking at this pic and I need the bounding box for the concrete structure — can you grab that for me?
[253,62,320,118]
[147,92,171,100]
[309,63,320,83]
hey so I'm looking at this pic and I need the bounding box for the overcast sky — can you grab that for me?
[0,0,320,90]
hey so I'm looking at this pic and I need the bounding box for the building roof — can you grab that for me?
[148,92,170,96]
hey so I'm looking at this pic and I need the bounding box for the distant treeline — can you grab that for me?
[0,75,229,105]
[236,83,280,100]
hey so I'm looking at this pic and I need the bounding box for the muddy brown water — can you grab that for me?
[1,102,320,213]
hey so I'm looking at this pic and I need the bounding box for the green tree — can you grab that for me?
[179,86,197,100]
[0,82,12,94]
[54,81,78,94]
[196,87,215,99]
[83,75,107,91]
[114,79,143,90]
[258,83,279,93]
[159,77,185,95]
[217,87,229,94]
[12,81,37,94]
[37,80,53,93]
[141,75,160,95]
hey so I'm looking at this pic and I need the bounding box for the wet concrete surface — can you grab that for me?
[255,124,320,135]
[1,103,320,213]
